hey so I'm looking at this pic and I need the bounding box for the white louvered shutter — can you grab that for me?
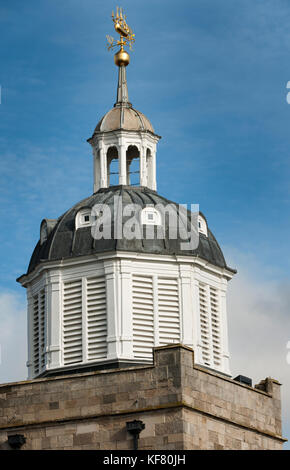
[210,287,221,368]
[132,275,154,360]
[86,277,107,360]
[39,290,46,370]
[158,278,180,345]
[63,279,82,365]
[198,283,222,369]
[33,295,40,376]
[32,289,46,376]
[199,283,211,367]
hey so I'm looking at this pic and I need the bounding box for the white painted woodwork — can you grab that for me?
[21,252,234,379]
[63,279,83,365]
[86,276,107,360]
[31,289,46,377]
[157,278,180,346]
[90,130,160,192]
[132,275,154,360]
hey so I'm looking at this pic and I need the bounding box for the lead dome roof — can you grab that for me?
[25,187,234,276]
[94,106,154,134]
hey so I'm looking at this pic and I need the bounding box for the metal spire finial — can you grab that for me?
[106,8,134,108]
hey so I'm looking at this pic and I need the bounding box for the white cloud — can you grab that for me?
[226,251,290,447]
[0,291,27,383]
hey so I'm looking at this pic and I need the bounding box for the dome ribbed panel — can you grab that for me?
[27,186,231,275]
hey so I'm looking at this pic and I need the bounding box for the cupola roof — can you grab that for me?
[23,186,235,277]
[94,106,154,134]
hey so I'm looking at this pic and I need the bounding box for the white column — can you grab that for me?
[82,277,88,363]
[153,275,159,346]
[100,146,107,188]
[119,260,133,358]
[26,288,34,379]
[140,146,147,187]
[104,260,119,360]
[151,148,157,191]
[179,264,194,348]
[93,148,101,193]
[220,279,231,375]
[43,282,49,371]
[119,144,127,185]
[46,270,62,370]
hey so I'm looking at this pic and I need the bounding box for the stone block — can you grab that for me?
[57,434,73,448]
[102,394,116,404]
[155,420,184,436]
[76,422,99,435]
[49,401,59,410]
[46,425,63,437]
[73,432,93,446]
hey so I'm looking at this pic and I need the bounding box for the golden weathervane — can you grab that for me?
[106,7,135,67]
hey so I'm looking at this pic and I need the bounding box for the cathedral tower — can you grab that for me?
[17,9,236,381]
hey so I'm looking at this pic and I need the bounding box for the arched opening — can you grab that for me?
[107,146,119,186]
[126,145,140,186]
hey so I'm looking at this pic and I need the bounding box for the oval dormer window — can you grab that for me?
[198,215,208,237]
[140,207,162,226]
[76,209,92,230]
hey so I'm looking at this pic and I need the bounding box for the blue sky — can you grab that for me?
[1,0,290,448]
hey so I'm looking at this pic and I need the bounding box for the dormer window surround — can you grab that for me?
[198,215,208,237]
[141,207,162,226]
[75,209,92,229]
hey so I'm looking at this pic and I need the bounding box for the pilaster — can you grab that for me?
[140,145,147,186]
[151,149,157,191]
[93,148,100,193]
[119,143,127,185]
[26,288,34,379]
[100,145,107,189]
[119,259,133,358]
[179,264,194,348]
[220,278,231,376]
[104,259,119,360]
[46,270,62,370]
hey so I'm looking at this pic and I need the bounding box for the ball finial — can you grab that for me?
[114,48,130,67]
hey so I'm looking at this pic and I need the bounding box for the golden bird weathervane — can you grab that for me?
[106,7,135,67]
